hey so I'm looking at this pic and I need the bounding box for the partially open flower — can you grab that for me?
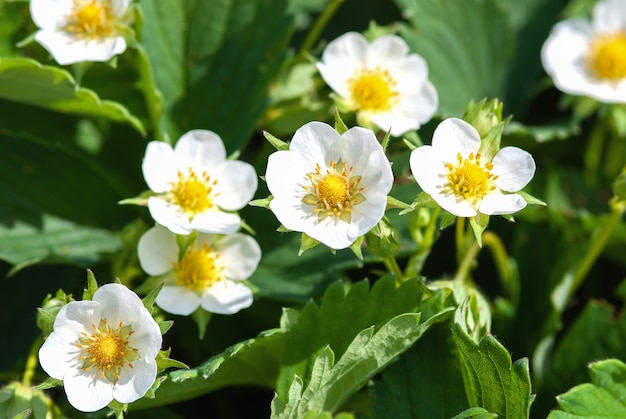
[316,32,438,136]
[410,118,536,217]
[265,121,393,250]
[142,130,258,235]
[30,0,131,65]
[137,225,261,315]
[38,283,162,412]
[541,0,626,103]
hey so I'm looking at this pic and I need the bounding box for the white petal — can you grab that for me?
[201,281,253,314]
[35,31,126,65]
[174,130,226,173]
[479,193,527,215]
[431,118,481,163]
[592,0,626,32]
[431,192,477,217]
[370,111,419,137]
[289,121,342,165]
[268,197,315,232]
[213,161,258,210]
[349,200,386,238]
[113,358,157,403]
[30,0,73,29]
[38,328,81,380]
[156,286,201,315]
[147,197,193,235]
[53,300,100,334]
[317,32,368,98]
[215,233,262,280]
[189,210,241,234]
[63,370,113,412]
[392,54,430,92]
[491,147,536,192]
[409,145,447,195]
[94,284,147,324]
[264,151,309,198]
[142,141,177,193]
[137,225,178,276]
[306,216,355,249]
[356,146,394,202]
[111,0,131,17]
[341,126,384,172]
[366,34,410,66]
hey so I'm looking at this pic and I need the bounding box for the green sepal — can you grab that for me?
[249,196,273,208]
[33,378,62,391]
[158,320,174,335]
[142,281,164,314]
[277,224,292,233]
[469,214,490,247]
[380,128,392,153]
[500,214,515,222]
[192,308,212,340]
[83,269,99,300]
[142,376,167,400]
[10,409,32,419]
[386,195,413,212]
[37,289,71,335]
[365,217,399,258]
[118,190,153,207]
[299,233,321,256]
[107,400,127,419]
[156,348,189,373]
[403,192,438,215]
[334,108,349,135]
[349,236,364,260]
[402,130,424,150]
[239,220,256,236]
[439,210,457,230]
[263,131,290,151]
[176,231,197,262]
[462,97,503,140]
[517,191,547,207]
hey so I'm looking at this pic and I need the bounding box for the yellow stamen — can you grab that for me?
[587,32,626,80]
[65,0,115,39]
[174,243,223,292]
[170,168,217,216]
[446,152,498,206]
[348,68,398,111]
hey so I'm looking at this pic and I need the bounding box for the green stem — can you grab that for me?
[453,240,481,283]
[455,216,466,264]
[384,256,405,285]
[22,336,42,387]
[298,0,344,59]
[482,231,518,308]
[567,198,625,301]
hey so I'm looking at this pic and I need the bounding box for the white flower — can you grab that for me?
[137,225,261,315]
[38,283,162,412]
[316,32,438,136]
[264,121,393,250]
[142,130,258,236]
[410,118,536,217]
[541,0,626,103]
[30,0,130,65]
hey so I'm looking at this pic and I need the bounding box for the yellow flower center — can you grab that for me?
[174,244,223,292]
[65,0,116,39]
[303,160,365,223]
[170,168,218,217]
[348,68,398,111]
[77,318,139,383]
[445,152,498,206]
[586,32,626,80]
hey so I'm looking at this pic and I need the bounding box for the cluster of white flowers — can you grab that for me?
[138,130,261,316]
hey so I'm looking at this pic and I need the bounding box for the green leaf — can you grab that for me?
[0,58,144,134]
[453,322,535,418]
[274,311,454,418]
[548,359,626,418]
[139,0,293,150]
[0,214,122,272]
[371,323,469,419]
[276,276,455,400]
[451,407,497,419]
[396,0,515,117]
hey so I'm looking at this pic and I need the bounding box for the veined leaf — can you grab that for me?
[0,57,144,134]
[453,322,534,418]
[548,359,626,418]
